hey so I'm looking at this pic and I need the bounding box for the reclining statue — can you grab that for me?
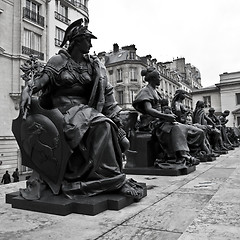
[15,19,144,201]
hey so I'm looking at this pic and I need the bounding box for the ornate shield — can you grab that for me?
[12,97,72,194]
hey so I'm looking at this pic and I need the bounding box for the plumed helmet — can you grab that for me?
[60,18,97,48]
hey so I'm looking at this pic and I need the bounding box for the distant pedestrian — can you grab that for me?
[12,168,20,182]
[1,170,11,184]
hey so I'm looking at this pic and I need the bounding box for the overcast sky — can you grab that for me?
[88,0,240,88]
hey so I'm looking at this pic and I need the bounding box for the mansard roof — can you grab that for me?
[105,50,129,65]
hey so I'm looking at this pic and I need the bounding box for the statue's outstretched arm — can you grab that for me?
[143,101,176,123]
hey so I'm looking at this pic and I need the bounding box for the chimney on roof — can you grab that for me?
[113,43,119,53]
[122,44,137,51]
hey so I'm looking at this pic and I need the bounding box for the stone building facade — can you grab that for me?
[99,44,201,110]
[98,44,147,110]
[192,71,240,127]
[0,0,89,178]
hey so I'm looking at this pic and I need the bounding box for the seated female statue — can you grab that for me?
[132,67,201,166]
[171,89,189,124]
[192,101,227,153]
[172,90,218,159]
[20,19,143,201]
[219,110,235,149]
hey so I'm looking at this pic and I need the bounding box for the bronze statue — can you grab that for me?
[17,19,144,201]
[207,107,229,149]
[132,67,200,167]
[208,108,221,126]
[171,89,189,124]
[171,93,218,160]
[192,101,227,153]
[219,110,235,149]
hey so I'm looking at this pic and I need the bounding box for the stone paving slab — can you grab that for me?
[178,225,240,240]
[177,148,240,240]
[97,225,182,240]
[120,192,212,233]
[0,147,240,240]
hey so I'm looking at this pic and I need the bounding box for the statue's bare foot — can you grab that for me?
[119,178,144,201]
[20,178,46,200]
[183,155,200,166]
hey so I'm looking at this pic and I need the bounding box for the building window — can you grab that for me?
[237,116,240,126]
[66,0,88,12]
[24,29,41,52]
[203,96,211,108]
[55,0,70,25]
[26,0,40,20]
[169,83,172,94]
[23,0,44,26]
[130,90,136,103]
[117,91,124,105]
[117,69,123,83]
[236,93,240,105]
[129,51,135,60]
[130,68,137,81]
[165,81,168,93]
[55,27,65,47]
[22,29,43,60]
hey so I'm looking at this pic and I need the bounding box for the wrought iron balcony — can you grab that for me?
[23,7,44,27]
[55,38,69,48]
[65,0,88,13]
[55,11,71,25]
[22,46,44,60]
[55,38,62,47]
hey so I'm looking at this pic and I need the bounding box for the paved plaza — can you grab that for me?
[0,147,240,240]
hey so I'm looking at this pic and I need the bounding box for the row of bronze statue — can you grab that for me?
[13,19,239,204]
[123,70,239,171]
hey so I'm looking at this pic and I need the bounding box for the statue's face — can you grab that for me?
[179,92,185,100]
[186,114,192,125]
[151,71,161,86]
[74,36,92,54]
[209,110,214,114]
[197,101,204,108]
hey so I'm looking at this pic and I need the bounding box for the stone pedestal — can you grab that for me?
[124,165,196,176]
[6,183,147,216]
[124,131,196,176]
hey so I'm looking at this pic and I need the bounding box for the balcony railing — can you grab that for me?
[55,11,71,25]
[22,46,44,60]
[66,0,88,13]
[55,38,62,47]
[23,7,44,27]
[55,38,69,48]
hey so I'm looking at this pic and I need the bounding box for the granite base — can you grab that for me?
[123,166,196,176]
[6,183,147,216]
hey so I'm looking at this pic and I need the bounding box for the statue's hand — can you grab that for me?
[20,87,32,115]
[164,113,176,122]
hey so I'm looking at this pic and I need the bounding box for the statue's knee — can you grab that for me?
[119,137,130,152]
